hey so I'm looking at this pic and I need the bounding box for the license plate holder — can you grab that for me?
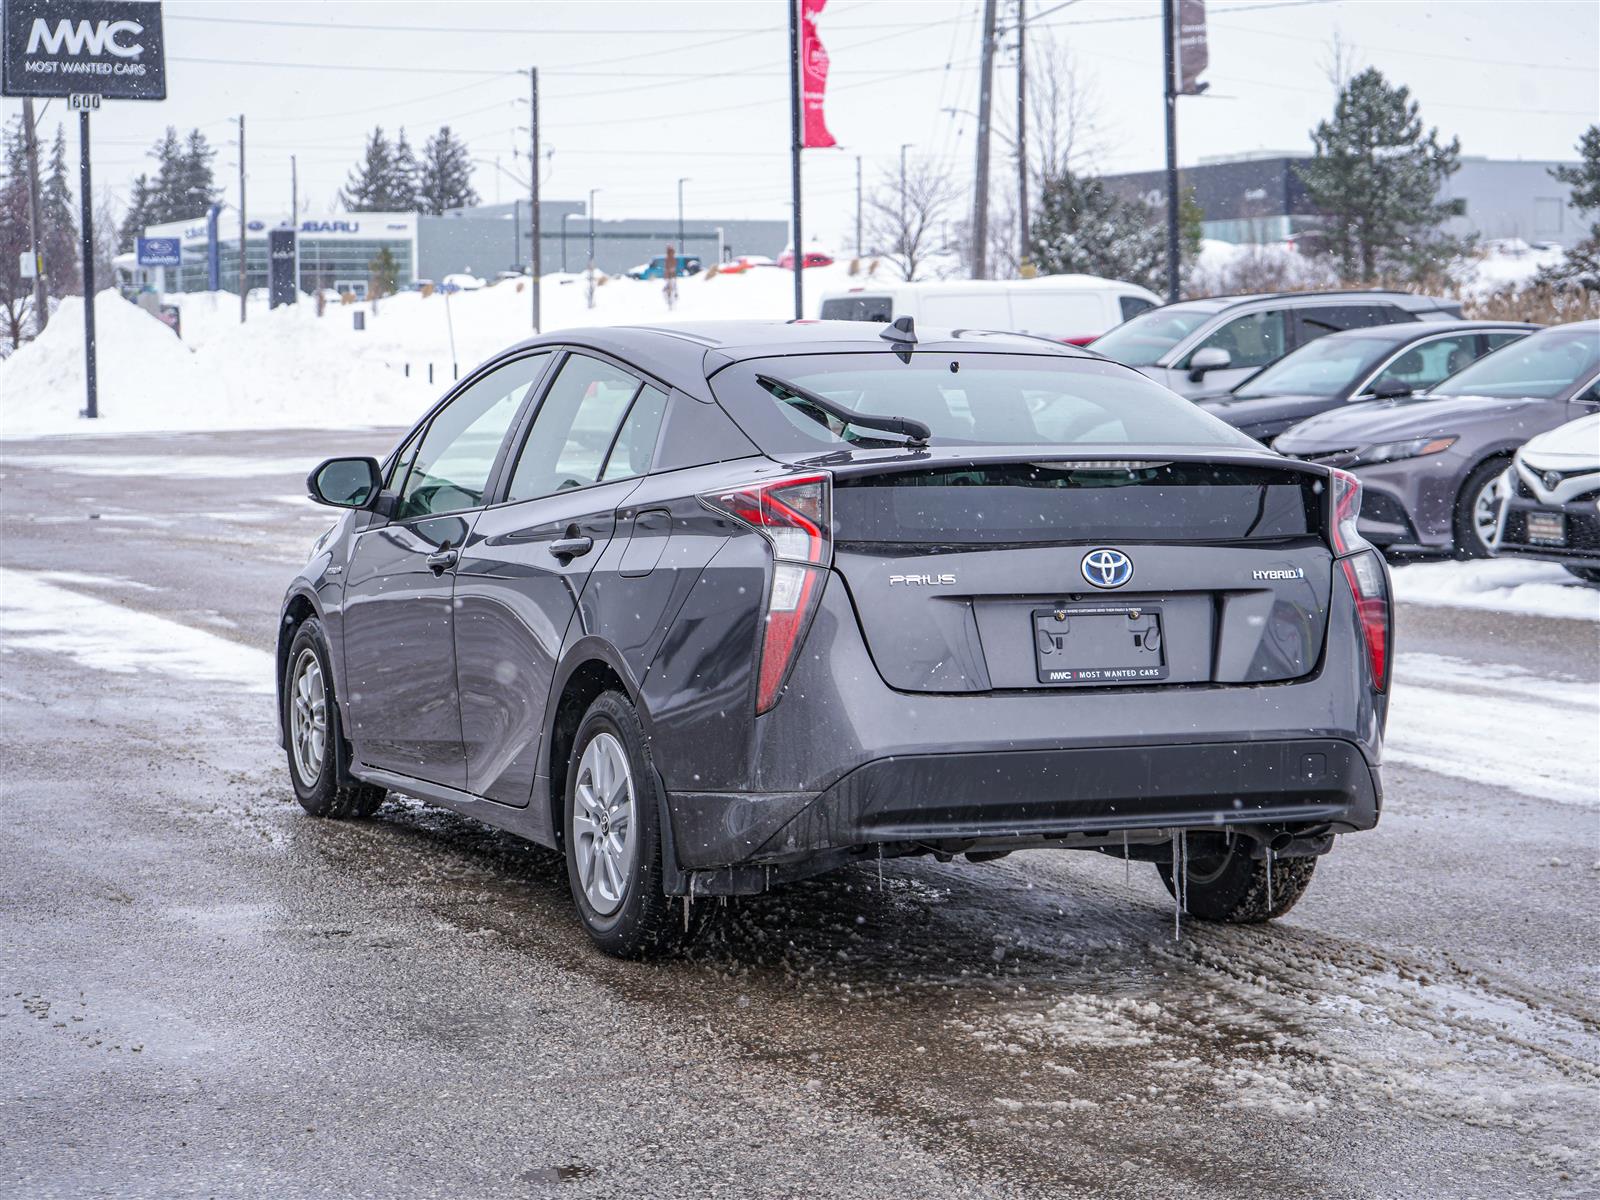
[1525,510,1567,546]
[1033,605,1168,685]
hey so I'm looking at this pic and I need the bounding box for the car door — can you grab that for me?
[454,352,670,806]
[1177,308,1289,394]
[341,353,550,787]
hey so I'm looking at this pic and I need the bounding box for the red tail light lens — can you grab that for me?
[701,474,832,713]
[1329,468,1365,554]
[1339,549,1390,691]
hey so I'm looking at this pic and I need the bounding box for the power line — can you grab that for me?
[1207,19,1600,72]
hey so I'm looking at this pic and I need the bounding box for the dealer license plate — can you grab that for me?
[1033,605,1168,685]
[1526,510,1567,546]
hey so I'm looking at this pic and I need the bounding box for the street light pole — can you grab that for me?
[529,66,542,332]
[237,113,247,323]
[676,177,689,253]
[1016,0,1029,272]
[1162,0,1181,303]
[586,187,600,310]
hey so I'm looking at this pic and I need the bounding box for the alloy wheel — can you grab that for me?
[572,731,637,917]
[289,648,327,786]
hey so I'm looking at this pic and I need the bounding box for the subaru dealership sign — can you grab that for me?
[1,0,166,100]
[135,235,180,266]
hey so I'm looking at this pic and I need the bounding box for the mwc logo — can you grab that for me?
[26,18,145,58]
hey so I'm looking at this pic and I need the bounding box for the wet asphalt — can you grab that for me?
[2,430,1598,1200]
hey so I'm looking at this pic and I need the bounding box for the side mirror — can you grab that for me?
[1187,346,1232,382]
[307,456,383,508]
[1368,380,1412,400]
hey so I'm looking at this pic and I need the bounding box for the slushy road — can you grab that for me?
[3,430,1597,1200]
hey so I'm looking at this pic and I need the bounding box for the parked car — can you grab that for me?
[1197,321,1536,444]
[281,319,1390,957]
[1489,413,1600,585]
[1090,290,1464,398]
[627,255,703,281]
[779,247,835,269]
[819,275,1161,344]
[716,255,777,275]
[441,273,486,293]
[1275,321,1600,557]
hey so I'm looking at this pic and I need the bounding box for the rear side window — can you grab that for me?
[506,353,639,500]
[1294,305,1402,343]
[600,384,669,482]
[834,463,1320,545]
[709,352,1258,455]
[1365,334,1480,394]
[820,295,893,322]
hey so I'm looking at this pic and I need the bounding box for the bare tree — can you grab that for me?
[865,160,961,282]
[1027,36,1103,186]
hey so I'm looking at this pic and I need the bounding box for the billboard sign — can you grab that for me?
[2,0,166,100]
[136,235,180,266]
[268,229,297,308]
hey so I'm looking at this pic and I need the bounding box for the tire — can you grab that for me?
[563,691,684,958]
[1453,458,1508,559]
[1563,564,1600,587]
[1156,834,1316,923]
[282,618,386,819]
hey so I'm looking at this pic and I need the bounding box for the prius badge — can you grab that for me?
[1081,548,1133,589]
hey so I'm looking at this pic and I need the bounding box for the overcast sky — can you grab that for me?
[5,0,1597,252]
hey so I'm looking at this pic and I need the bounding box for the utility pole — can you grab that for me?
[529,66,541,332]
[21,99,48,332]
[854,156,862,258]
[972,0,999,280]
[1016,0,1029,273]
[787,0,803,319]
[237,113,247,323]
[78,108,97,418]
[586,187,599,310]
[676,176,689,253]
[1162,0,1180,303]
[290,153,299,302]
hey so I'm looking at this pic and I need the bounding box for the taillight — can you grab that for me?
[1339,549,1390,691]
[701,473,832,713]
[1328,467,1366,554]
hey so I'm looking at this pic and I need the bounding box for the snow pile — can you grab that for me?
[1463,239,1567,298]
[1390,559,1599,622]
[1187,239,1337,295]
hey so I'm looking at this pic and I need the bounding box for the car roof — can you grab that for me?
[1310,319,1541,342]
[1157,289,1459,315]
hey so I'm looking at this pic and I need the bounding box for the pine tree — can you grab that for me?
[1538,125,1600,292]
[416,126,478,216]
[41,125,81,296]
[145,126,186,220]
[118,173,153,252]
[1,116,34,348]
[1294,68,1467,283]
[342,127,396,211]
[176,129,219,216]
[1028,170,1166,293]
[389,127,419,211]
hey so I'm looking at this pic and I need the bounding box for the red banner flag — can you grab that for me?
[800,0,836,149]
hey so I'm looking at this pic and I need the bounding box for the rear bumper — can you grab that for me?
[668,737,1381,871]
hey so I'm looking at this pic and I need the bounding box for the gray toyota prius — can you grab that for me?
[278,320,1391,957]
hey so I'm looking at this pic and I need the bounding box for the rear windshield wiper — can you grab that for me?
[756,374,931,447]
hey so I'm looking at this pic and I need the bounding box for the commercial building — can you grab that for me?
[1102,153,1585,248]
[135,201,791,295]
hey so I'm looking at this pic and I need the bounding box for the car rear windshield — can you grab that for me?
[708,352,1258,455]
[1430,325,1600,399]
[833,462,1321,545]
[1089,303,1221,366]
[1234,334,1399,398]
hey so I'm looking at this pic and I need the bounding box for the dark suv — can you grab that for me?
[280,320,1391,956]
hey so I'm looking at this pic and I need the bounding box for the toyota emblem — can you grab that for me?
[1081,548,1134,589]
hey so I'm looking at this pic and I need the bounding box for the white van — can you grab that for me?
[818,274,1161,343]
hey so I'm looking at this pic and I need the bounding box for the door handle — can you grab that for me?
[425,548,459,574]
[548,536,594,559]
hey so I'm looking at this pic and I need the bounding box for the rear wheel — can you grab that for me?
[283,618,386,818]
[563,691,684,958]
[1156,835,1316,923]
[1453,459,1507,559]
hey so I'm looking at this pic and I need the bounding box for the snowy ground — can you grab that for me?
[1390,557,1600,622]
[3,430,1597,1197]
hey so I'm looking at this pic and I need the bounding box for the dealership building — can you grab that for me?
[1101,152,1585,247]
[135,201,790,294]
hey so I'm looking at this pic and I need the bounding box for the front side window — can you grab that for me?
[1364,335,1480,395]
[506,354,641,501]
[1191,310,1287,370]
[709,352,1258,455]
[1432,326,1600,400]
[394,353,549,520]
[1234,334,1396,399]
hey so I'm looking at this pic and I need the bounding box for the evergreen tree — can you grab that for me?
[41,125,80,296]
[389,127,419,211]
[176,129,220,216]
[416,126,478,216]
[144,126,186,219]
[118,173,153,252]
[1537,125,1600,292]
[1,116,34,348]
[1028,169,1166,294]
[368,246,400,299]
[1294,68,1466,283]
[342,127,396,211]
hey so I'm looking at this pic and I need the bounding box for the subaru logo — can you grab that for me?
[1081,548,1133,589]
